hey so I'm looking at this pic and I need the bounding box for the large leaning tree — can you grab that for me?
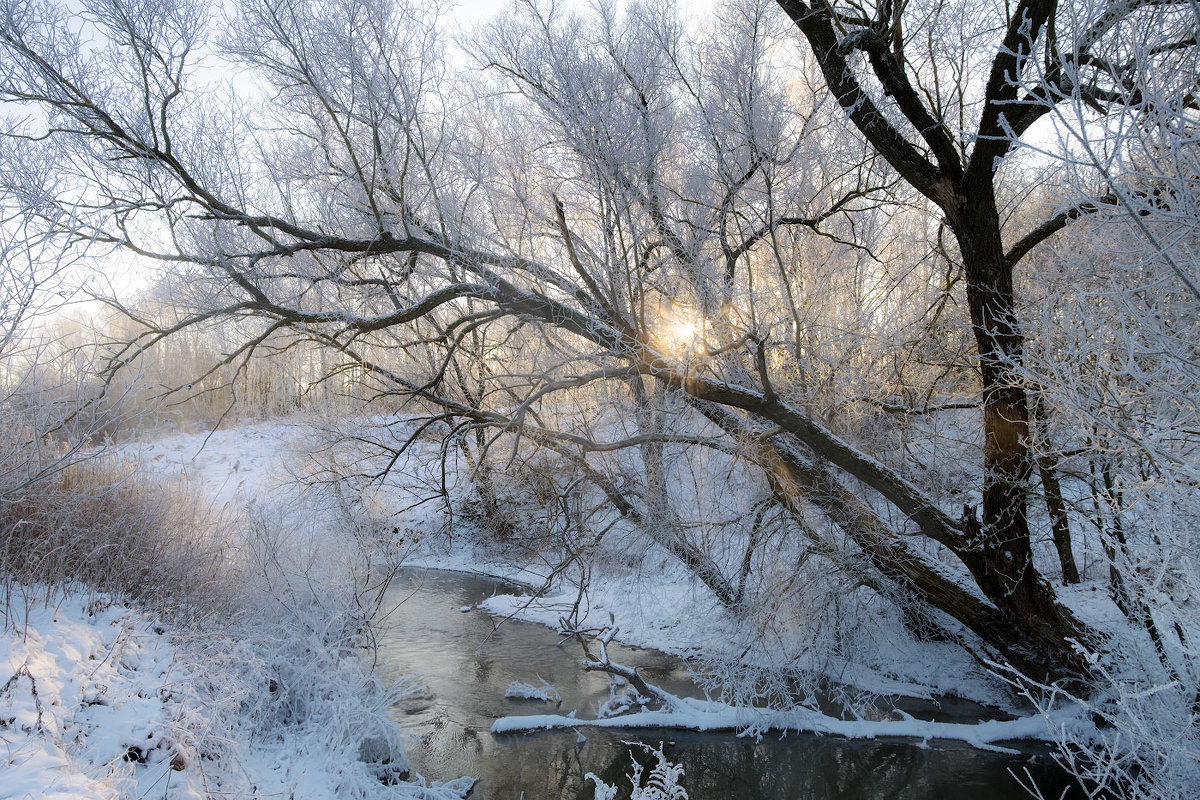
[1,0,1197,687]
[777,0,1200,674]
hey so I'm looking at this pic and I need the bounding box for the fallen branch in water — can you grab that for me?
[569,625,687,714]
[502,632,1088,752]
[491,703,1084,753]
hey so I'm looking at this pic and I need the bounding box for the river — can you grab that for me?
[375,567,1074,799]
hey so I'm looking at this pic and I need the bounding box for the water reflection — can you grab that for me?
[476,730,1068,800]
[376,568,1072,799]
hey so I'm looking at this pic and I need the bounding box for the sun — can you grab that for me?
[669,318,697,343]
[657,309,704,357]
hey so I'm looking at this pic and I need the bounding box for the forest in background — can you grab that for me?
[2,0,1199,796]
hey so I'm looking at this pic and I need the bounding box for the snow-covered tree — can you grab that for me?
[2,4,1199,779]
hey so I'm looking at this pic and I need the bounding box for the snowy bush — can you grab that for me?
[1014,605,1200,799]
[167,607,472,799]
[586,744,688,800]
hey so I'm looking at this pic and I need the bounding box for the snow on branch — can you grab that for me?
[571,625,688,713]
[509,626,1084,750]
[492,702,1081,752]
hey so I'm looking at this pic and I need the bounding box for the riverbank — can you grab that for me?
[1,416,1087,798]
[0,583,476,800]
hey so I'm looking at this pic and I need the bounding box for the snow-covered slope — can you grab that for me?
[1,586,475,800]
[1,417,474,800]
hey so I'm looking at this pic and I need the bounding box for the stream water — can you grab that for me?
[375,567,1074,799]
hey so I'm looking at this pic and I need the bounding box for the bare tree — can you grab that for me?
[1,0,1197,695]
[0,173,104,493]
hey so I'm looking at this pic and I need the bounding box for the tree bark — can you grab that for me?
[953,190,1085,673]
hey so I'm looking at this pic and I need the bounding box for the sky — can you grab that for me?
[450,0,511,23]
[446,0,719,28]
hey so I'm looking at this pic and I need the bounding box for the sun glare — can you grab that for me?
[670,318,697,342]
[658,310,703,358]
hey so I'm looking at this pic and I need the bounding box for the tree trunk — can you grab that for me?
[688,396,1088,682]
[1040,456,1081,585]
[951,185,1088,667]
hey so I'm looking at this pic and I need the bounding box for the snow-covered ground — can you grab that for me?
[1,584,475,800]
[1,592,193,800]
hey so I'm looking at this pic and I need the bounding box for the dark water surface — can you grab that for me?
[375,568,1073,799]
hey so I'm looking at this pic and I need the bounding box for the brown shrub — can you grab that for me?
[0,455,230,618]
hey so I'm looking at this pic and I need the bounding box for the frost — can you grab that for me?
[586,743,688,800]
[0,587,474,800]
[597,677,651,719]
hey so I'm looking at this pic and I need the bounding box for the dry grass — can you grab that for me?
[0,454,231,618]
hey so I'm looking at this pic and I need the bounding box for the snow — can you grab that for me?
[1,592,203,800]
[436,561,1009,705]
[132,418,305,502]
[137,415,1035,709]
[0,586,474,800]
[504,678,562,702]
[1,417,475,800]
[587,743,688,800]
